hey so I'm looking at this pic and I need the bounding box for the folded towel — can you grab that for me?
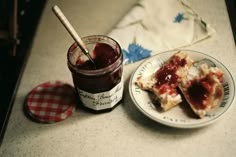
[108,0,215,64]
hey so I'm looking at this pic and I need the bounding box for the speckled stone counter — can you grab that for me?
[1,0,236,156]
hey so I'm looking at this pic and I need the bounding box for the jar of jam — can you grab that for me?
[67,35,123,112]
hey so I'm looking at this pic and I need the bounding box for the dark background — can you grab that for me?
[0,0,46,144]
[226,0,236,45]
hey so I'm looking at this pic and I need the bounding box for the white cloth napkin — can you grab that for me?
[108,0,215,64]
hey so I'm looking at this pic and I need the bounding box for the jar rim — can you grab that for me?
[67,35,123,76]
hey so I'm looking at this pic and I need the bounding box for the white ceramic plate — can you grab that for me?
[129,50,235,128]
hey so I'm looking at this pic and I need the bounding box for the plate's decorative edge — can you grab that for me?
[128,50,236,128]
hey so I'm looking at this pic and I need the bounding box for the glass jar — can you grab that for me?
[67,35,123,112]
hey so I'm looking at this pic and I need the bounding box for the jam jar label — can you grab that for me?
[77,79,124,110]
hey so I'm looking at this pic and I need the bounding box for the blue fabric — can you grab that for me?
[122,43,152,64]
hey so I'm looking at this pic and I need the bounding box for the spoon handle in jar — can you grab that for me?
[52,5,95,64]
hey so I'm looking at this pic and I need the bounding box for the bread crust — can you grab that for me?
[179,64,224,118]
[136,51,193,111]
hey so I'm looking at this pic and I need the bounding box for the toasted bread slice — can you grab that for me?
[136,51,193,111]
[179,64,224,118]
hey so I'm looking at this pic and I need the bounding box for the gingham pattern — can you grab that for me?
[26,81,76,123]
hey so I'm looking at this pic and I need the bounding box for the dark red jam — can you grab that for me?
[76,43,119,70]
[154,56,187,94]
[187,80,209,109]
[155,65,178,87]
[68,42,123,94]
[71,67,122,93]
[186,74,223,109]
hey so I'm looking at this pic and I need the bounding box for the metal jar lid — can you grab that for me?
[25,81,76,123]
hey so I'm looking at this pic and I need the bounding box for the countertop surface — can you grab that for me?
[1,0,236,156]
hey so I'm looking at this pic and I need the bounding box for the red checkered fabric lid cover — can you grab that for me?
[25,81,76,123]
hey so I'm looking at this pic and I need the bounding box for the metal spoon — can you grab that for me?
[193,58,216,68]
[52,5,95,66]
